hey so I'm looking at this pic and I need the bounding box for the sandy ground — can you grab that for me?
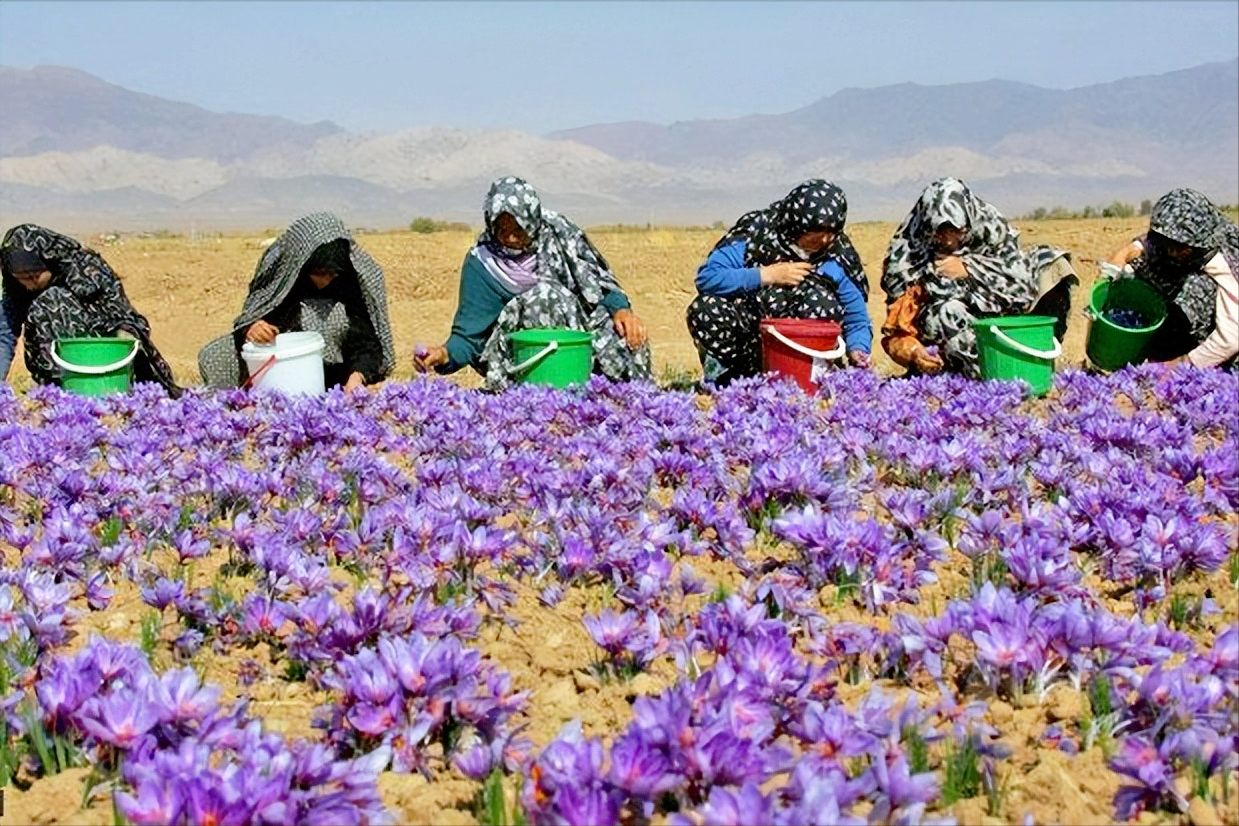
[2,217,1152,390]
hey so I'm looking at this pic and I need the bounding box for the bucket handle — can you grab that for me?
[51,339,140,375]
[244,355,278,389]
[511,340,559,374]
[761,325,846,360]
[990,327,1062,360]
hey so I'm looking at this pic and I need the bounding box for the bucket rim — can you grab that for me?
[509,328,594,345]
[971,315,1057,330]
[241,330,326,362]
[759,316,842,330]
[54,335,137,347]
[1088,282,1167,333]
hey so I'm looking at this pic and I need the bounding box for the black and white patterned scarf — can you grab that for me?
[881,177,1039,316]
[234,213,394,377]
[1133,188,1238,340]
[714,179,869,298]
[476,177,623,307]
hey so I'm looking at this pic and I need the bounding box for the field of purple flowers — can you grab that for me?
[1,365,1236,826]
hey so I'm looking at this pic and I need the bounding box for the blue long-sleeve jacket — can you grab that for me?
[0,287,27,380]
[696,240,872,354]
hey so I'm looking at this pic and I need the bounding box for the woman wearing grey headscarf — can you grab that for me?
[881,177,1077,378]
[1107,188,1238,367]
[413,176,653,390]
[198,212,394,390]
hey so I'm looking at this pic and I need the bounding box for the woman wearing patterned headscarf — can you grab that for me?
[197,212,394,390]
[880,177,1078,378]
[1,224,182,396]
[1106,188,1238,367]
[413,176,653,390]
[685,179,872,386]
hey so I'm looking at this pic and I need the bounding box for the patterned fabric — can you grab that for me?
[198,213,393,387]
[880,178,1071,378]
[471,177,650,390]
[478,177,624,304]
[478,281,652,391]
[714,179,869,298]
[687,281,844,385]
[0,224,181,395]
[1132,188,1239,348]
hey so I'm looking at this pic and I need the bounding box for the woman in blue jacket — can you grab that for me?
[686,179,872,386]
[414,177,652,390]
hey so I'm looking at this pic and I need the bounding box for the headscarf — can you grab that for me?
[0,244,45,275]
[474,176,623,306]
[2,224,118,302]
[1132,188,1238,343]
[1138,188,1239,285]
[881,177,1037,316]
[234,213,395,379]
[714,179,869,298]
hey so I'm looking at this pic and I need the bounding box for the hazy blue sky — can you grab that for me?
[1,1,1236,135]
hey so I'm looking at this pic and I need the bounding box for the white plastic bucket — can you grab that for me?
[241,331,326,396]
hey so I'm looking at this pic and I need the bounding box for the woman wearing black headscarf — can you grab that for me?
[0,224,181,396]
[197,212,394,390]
[685,179,873,386]
[1106,188,1238,367]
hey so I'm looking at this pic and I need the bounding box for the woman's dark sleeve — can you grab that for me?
[341,288,385,384]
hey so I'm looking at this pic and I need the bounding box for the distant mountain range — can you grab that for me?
[0,60,1235,232]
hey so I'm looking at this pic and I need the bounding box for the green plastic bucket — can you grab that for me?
[1085,279,1166,372]
[51,337,139,397]
[508,328,594,388]
[972,315,1061,397]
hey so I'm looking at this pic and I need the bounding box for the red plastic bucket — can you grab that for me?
[759,317,844,393]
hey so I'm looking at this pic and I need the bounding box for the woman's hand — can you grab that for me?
[246,320,279,344]
[612,309,648,348]
[912,343,944,373]
[848,350,871,369]
[1107,242,1143,268]
[760,262,812,287]
[935,255,969,280]
[344,371,366,392]
[413,344,449,373]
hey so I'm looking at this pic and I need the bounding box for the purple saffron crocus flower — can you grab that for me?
[77,692,160,749]
[153,667,222,724]
[114,783,186,826]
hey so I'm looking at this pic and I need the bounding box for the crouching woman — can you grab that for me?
[685,179,873,386]
[1,224,182,396]
[413,177,652,390]
[198,213,395,391]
